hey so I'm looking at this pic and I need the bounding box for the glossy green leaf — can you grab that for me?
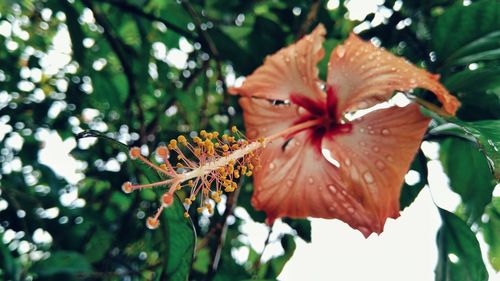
[161,195,196,281]
[435,208,488,281]
[440,139,495,223]
[430,119,500,180]
[400,150,428,210]
[432,0,500,67]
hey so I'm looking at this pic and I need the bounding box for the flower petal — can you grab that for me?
[252,130,379,237]
[327,34,460,115]
[322,104,430,234]
[229,25,326,101]
[239,97,301,140]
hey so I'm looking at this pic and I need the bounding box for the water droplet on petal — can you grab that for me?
[381,128,391,135]
[308,177,314,184]
[345,158,351,166]
[386,155,394,162]
[363,172,374,184]
[369,130,375,135]
[287,179,294,186]
[329,206,335,212]
[269,162,275,170]
[347,207,354,214]
[367,125,373,130]
[376,160,385,170]
[328,185,336,193]
[359,128,365,133]
[372,146,380,152]
[295,141,301,147]
[359,141,366,147]
[336,46,346,58]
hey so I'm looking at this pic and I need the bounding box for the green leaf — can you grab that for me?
[432,0,500,67]
[0,234,21,281]
[482,198,500,271]
[430,119,500,180]
[161,194,196,281]
[442,66,500,121]
[400,150,428,210]
[282,218,311,243]
[84,229,114,263]
[31,251,93,277]
[439,138,495,223]
[435,208,488,281]
[259,234,296,279]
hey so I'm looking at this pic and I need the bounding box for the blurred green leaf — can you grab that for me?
[31,251,93,277]
[435,208,488,281]
[258,234,296,279]
[0,235,21,281]
[84,229,114,263]
[482,198,500,271]
[440,139,495,223]
[282,218,311,243]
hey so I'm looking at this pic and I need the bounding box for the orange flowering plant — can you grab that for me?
[125,24,461,238]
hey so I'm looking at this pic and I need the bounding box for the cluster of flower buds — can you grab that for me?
[122,126,263,229]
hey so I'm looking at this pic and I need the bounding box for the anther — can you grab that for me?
[156,146,169,158]
[146,217,160,229]
[161,193,174,207]
[122,182,133,194]
[129,147,141,160]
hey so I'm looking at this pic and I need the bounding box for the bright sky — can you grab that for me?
[0,0,498,280]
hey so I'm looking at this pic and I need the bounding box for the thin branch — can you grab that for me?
[80,0,146,141]
[297,0,321,39]
[180,0,219,58]
[99,0,196,40]
[204,183,243,280]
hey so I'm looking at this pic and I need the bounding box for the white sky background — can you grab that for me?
[1,0,498,280]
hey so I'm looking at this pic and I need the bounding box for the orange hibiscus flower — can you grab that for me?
[229,24,459,237]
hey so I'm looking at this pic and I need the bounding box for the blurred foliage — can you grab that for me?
[0,0,498,280]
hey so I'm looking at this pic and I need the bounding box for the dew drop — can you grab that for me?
[367,125,373,130]
[269,162,275,170]
[347,207,354,214]
[376,160,385,170]
[336,46,346,58]
[328,185,336,193]
[308,177,314,184]
[359,128,365,133]
[386,155,394,162]
[345,158,351,166]
[363,172,374,184]
[372,146,380,152]
[369,130,375,135]
[359,141,366,147]
[295,141,301,147]
[329,206,335,212]
[287,179,294,186]
[381,128,391,136]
